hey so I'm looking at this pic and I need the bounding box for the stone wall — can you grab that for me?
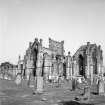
[23,37,65,81]
[72,42,104,83]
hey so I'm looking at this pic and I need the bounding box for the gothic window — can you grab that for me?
[78,54,85,76]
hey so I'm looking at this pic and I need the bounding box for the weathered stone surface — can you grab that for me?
[99,78,105,95]
[15,74,21,85]
[73,42,103,83]
[36,76,44,93]
[23,38,104,93]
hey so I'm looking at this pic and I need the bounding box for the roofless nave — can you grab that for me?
[18,37,104,85]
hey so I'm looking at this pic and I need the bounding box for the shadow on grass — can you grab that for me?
[59,100,94,105]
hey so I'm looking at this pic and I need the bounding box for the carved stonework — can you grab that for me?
[49,38,64,56]
[23,38,104,88]
[73,42,103,83]
[24,37,65,82]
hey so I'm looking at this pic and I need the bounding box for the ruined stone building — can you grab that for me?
[72,42,104,82]
[0,62,18,79]
[18,38,104,82]
[23,38,65,80]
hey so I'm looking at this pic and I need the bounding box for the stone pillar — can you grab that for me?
[97,46,103,76]
[76,62,79,76]
[98,61,103,76]
[66,52,72,79]
[86,55,91,79]
[90,65,93,85]
[61,40,64,55]
[26,60,30,80]
[100,50,104,75]
[86,42,91,79]
[35,46,44,93]
[98,63,101,75]
[59,61,63,77]
[90,58,94,85]
[44,54,50,81]
[101,65,104,75]
[53,55,57,76]
[100,60,103,75]
[73,60,77,76]
[98,76,105,95]
[49,61,52,78]
[18,55,21,74]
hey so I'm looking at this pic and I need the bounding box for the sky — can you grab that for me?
[0,0,105,65]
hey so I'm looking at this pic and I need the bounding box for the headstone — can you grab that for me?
[99,78,105,95]
[72,78,77,91]
[68,79,73,90]
[92,76,99,94]
[82,86,90,101]
[28,74,35,88]
[15,74,21,85]
[36,76,43,93]
[75,78,90,103]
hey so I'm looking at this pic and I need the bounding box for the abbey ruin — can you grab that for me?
[17,38,104,85]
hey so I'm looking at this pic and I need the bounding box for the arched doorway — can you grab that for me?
[78,54,85,76]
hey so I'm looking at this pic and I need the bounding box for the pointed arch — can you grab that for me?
[78,54,85,76]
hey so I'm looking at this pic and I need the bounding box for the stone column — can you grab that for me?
[90,65,93,85]
[76,62,79,76]
[90,57,94,85]
[85,54,90,79]
[53,55,57,76]
[86,42,91,79]
[98,76,105,95]
[26,60,30,80]
[73,60,77,76]
[66,52,72,79]
[18,55,21,74]
[97,61,103,76]
[61,40,64,55]
[44,54,50,81]
[100,50,104,75]
[101,65,104,75]
[98,63,101,75]
[35,46,44,93]
[100,59,103,75]
[49,61,52,78]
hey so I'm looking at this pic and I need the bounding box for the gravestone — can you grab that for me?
[28,75,35,88]
[72,78,77,91]
[74,78,90,103]
[68,79,73,90]
[36,76,44,93]
[91,76,99,94]
[99,78,105,95]
[15,74,21,85]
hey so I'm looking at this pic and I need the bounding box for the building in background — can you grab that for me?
[8,37,104,84]
[0,62,18,80]
[20,38,104,83]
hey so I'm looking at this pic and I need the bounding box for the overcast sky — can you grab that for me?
[0,0,105,65]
